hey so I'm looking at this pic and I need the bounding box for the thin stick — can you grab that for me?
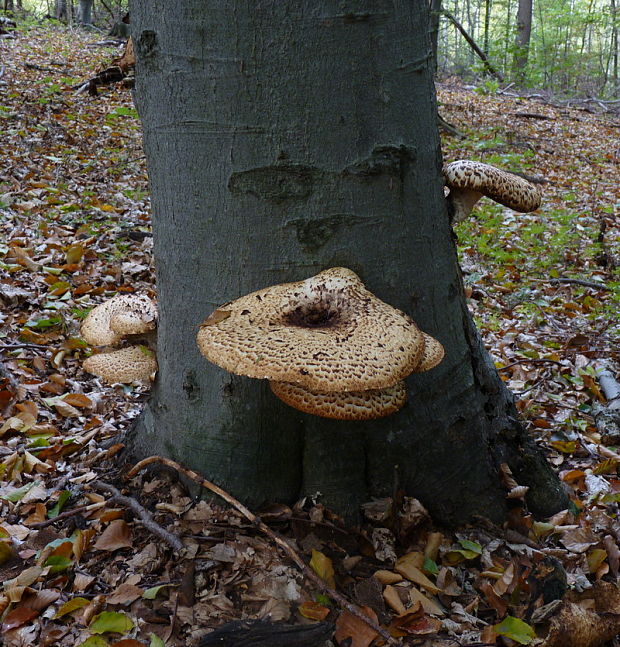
[548,278,609,290]
[127,456,399,646]
[498,358,564,371]
[30,502,106,528]
[91,480,184,552]
[0,343,49,350]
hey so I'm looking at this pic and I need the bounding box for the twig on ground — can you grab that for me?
[91,480,184,552]
[30,502,106,528]
[498,358,565,371]
[24,62,61,73]
[547,277,610,290]
[0,343,50,350]
[127,456,400,646]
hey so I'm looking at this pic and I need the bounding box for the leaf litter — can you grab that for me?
[0,24,619,647]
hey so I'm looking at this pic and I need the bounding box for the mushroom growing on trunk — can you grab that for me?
[81,293,158,383]
[196,268,443,420]
[443,160,542,223]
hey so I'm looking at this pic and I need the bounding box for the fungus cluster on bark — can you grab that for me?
[443,160,542,223]
[197,268,444,420]
[81,294,157,383]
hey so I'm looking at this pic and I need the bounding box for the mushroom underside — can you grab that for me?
[270,380,408,420]
[83,345,157,384]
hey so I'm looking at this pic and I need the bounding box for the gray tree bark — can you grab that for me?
[513,0,534,80]
[429,0,443,73]
[77,0,93,26]
[128,0,567,526]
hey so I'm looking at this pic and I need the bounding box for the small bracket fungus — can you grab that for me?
[83,345,157,384]
[418,333,445,372]
[197,268,444,420]
[81,293,157,346]
[443,160,542,223]
[81,294,157,384]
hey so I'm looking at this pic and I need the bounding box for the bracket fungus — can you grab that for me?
[197,268,444,420]
[81,293,157,384]
[443,160,542,223]
[269,381,408,421]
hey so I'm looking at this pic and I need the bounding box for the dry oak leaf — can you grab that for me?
[1,606,39,632]
[93,519,133,551]
[394,554,440,594]
[107,582,144,606]
[335,605,379,647]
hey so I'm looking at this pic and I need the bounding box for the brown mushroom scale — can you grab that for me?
[197,267,426,393]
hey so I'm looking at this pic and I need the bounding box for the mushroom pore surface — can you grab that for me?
[197,267,426,392]
[270,380,408,420]
[83,345,157,384]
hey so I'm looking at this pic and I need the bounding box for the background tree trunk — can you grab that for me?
[429,0,443,73]
[513,0,533,81]
[77,0,93,26]
[129,0,567,526]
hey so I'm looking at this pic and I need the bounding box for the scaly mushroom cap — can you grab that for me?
[83,345,157,383]
[416,333,445,372]
[443,160,541,222]
[81,294,157,346]
[270,380,408,420]
[197,267,425,392]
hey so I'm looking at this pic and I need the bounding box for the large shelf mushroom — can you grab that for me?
[196,268,444,420]
[81,293,158,384]
[443,160,542,223]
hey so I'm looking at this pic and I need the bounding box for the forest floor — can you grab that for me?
[0,23,619,647]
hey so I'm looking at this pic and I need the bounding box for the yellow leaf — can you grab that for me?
[54,596,90,618]
[309,549,335,589]
[65,244,84,265]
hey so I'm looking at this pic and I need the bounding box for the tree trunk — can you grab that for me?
[513,0,533,81]
[483,0,492,56]
[442,9,504,81]
[429,0,443,73]
[129,0,567,526]
[55,0,72,24]
[77,0,93,26]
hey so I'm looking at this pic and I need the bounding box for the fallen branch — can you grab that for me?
[513,112,554,120]
[545,278,610,290]
[438,112,465,138]
[127,456,399,646]
[0,343,50,350]
[24,62,61,73]
[91,480,184,552]
[596,364,620,408]
[592,363,620,445]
